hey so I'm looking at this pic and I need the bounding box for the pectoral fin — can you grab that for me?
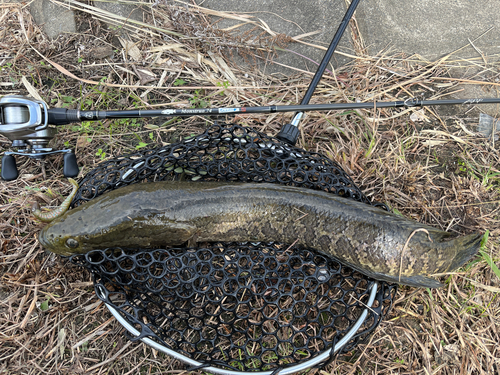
[364,268,443,288]
[165,222,198,245]
[128,218,197,247]
[392,274,443,288]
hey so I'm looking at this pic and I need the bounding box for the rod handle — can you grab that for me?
[47,108,80,125]
[276,123,300,146]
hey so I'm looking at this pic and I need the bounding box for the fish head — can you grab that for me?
[38,202,198,255]
[38,214,93,255]
[36,199,119,255]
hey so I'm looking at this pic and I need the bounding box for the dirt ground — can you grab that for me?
[1,2,499,375]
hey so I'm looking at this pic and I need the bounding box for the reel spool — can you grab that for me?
[0,95,79,181]
[3,104,30,124]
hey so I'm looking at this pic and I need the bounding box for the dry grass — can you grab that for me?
[1,1,499,374]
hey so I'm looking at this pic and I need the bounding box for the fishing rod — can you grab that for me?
[2,94,498,181]
[6,96,499,124]
[41,97,500,121]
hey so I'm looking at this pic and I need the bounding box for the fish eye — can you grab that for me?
[66,238,79,249]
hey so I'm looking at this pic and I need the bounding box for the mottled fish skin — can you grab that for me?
[32,178,79,222]
[38,181,481,288]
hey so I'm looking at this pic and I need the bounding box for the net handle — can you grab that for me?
[96,282,379,375]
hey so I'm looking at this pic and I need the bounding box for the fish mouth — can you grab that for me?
[38,227,57,252]
[38,228,49,249]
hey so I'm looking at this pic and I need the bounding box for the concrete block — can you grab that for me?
[357,0,500,60]
[196,0,353,76]
[92,1,144,35]
[29,0,76,40]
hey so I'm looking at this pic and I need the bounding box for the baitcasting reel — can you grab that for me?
[0,95,80,181]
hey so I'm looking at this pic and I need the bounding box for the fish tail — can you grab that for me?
[344,232,482,289]
[446,232,482,272]
[33,178,79,222]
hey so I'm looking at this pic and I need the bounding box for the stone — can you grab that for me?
[29,0,77,40]
[92,1,144,35]
[358,0,500,118]
[92,45,115,60]
[478,113,500,140]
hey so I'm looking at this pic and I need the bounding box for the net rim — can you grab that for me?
[96,282,379,375]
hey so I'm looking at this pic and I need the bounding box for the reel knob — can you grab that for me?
[63,152,79,177]
[1,154,19,181]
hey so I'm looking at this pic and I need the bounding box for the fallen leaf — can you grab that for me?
[410,109,430,122]
[133,66,156,85]
[119,37,141,61]
[422,139,447,147]
[76,134,90,149]
[21,76,43,101]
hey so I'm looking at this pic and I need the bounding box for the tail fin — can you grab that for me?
[447,232,482,272]
[349,232,483,289]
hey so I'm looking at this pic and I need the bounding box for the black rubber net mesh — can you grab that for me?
[69,122,397,372]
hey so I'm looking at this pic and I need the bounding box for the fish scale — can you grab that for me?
[38,181,482,288]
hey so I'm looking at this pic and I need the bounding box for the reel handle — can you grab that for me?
[1,150,78,181]
[63,152,79,177]
[1,154,19,181]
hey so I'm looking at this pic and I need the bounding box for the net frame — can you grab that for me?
[99,282,379,375]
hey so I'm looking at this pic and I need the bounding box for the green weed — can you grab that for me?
[478,231,500,282]
[189,89,208,108]
[135,142,148,150]
[60,95,78,108]
[456,158,500,190]
[95,149,107,160]
[216,80,231,95]
[392,208,403,216]
[40,296,50,311]
[72,121,96,133]
[173,78,186,86]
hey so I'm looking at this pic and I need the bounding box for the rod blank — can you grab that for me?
[40,97,500,125]
[84,97,500,120]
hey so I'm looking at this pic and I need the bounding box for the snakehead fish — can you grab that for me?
[37,181,481,288]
